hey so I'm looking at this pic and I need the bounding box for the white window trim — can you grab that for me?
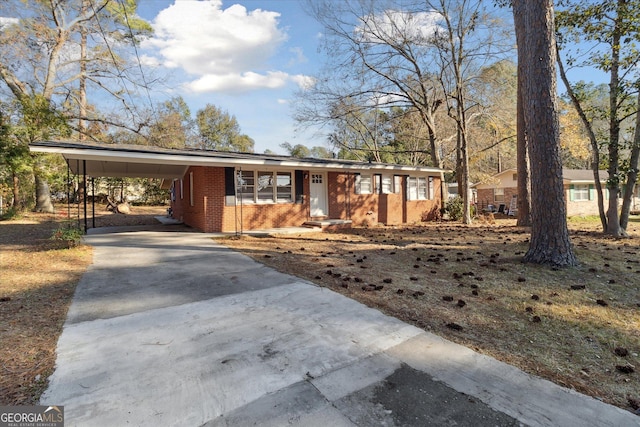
[237,169,295,204]
[381,175,394,194]
[189,172,194,207]
[573,184,590,202]
[356,174,372,194]
[407,176,429,201]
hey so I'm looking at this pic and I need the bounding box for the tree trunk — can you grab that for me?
[556,45,607,231]
[12,173,21,209]
[605,0,624,237]
[513,1,531,227]
[34,173,54,213]
[620,92,640,231]
[519,0,577,266]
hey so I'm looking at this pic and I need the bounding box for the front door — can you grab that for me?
[309,173,328,217]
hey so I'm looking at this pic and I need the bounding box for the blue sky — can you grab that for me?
[135,0,325,154]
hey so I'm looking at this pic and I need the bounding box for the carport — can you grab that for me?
[31,141,194,231]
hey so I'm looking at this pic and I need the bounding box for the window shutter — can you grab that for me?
[295,170,304,204]
[355,173,361,194]
[224,167,235,196]
[569,184,575,201]
[589,184,595,201]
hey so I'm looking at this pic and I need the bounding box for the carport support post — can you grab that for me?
[83,160,87,233]
[91,177,95,229]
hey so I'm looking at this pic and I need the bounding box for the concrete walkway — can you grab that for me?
[41,231,639,427]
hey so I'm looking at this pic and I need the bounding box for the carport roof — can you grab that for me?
[30,140,444,179]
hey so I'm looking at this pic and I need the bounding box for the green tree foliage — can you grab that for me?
[0,0,153,211]
[556,0,640,236]
[280,142,334,159]
[280,142,311,158]
[147,97,194,149]
[196,104,254,152]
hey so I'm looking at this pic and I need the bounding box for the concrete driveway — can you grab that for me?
[41,230,639,427]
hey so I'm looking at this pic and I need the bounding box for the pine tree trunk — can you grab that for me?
[519,0,577,266]
[34,173,54,213]
[513,1,531,227]
[12,173,21,209]
[619,92,640,231]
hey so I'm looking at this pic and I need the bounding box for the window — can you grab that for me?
[355,174,372,194]
[237,170,255,203]
[236,170,294,204]
[276,172,292,202]
[381,175,394,194]
[375,174,382,194]
[494,188,504,203]
[394,176,402,194]
[257,171,274,203]
[407,177,428,200]
[572,184,589,201]
[428,177,434,200]
[512,173,518,181]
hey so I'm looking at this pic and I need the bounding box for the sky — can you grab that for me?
[135,0,326,154]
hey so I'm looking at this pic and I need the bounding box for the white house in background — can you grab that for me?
[474,168,639,217]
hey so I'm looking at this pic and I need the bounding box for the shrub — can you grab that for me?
[51,225,83,247]
[444,196,464,221]
[0,207,22,221]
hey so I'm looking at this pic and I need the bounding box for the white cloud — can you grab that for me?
[287,47,307,67]
[291,74,316,90]
[356,9,441,44]
[142,0,312,94]
[186,70,291,93]
[0,17,18,30]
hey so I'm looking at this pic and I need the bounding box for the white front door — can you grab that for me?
[309,173,328,217]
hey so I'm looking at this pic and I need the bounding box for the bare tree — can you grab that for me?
[299,0,513,223]
[298,0,447,168]
[556,0,640,236]
[0,0,153,211]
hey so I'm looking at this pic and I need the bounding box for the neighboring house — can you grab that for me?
[473,168,640,217]
[30,141,444,233]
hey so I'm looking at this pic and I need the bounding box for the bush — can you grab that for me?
[444,196,464,221]
[0,206,22,221]
[51,225,83,247]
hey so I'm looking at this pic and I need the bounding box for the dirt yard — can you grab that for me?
[219,217,640,415]
[1,207,639,416]
[0,205,167,405]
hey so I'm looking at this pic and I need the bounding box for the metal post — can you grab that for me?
[83,160,87,233]
[91,177,95,229]
[66,160,71,224]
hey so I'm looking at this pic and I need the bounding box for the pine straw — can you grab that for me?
[0,205,166,405]
[218,218,640,415]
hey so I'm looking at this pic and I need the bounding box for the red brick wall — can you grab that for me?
[172,167,442,232]
[171,166,310,233]
[476,187,517,211]
[327,172,442,226]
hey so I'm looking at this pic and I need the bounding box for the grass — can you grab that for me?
[1,208,638,416]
